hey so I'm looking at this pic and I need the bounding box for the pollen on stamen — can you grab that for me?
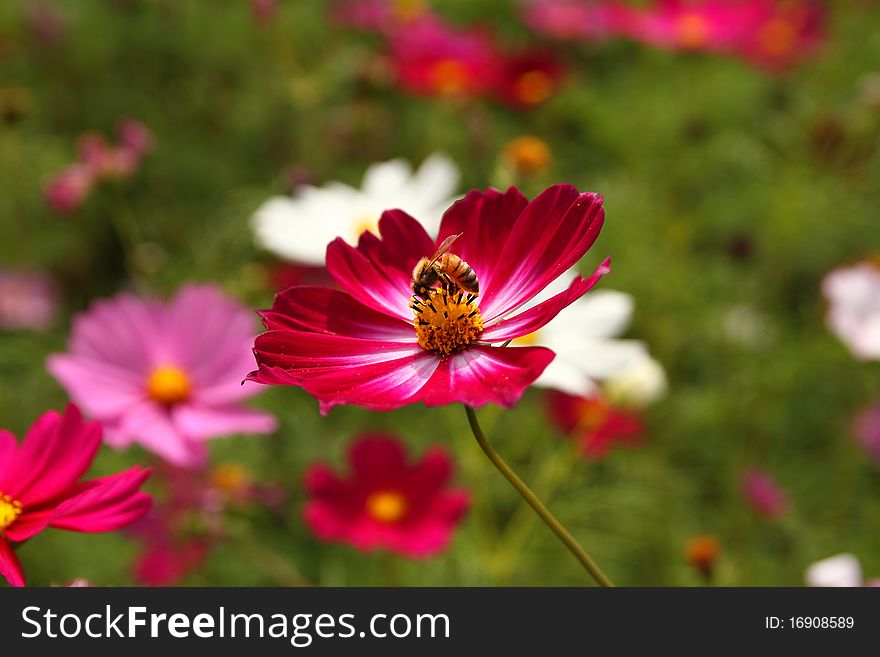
[0,492,23,532]
[411,278,483,356]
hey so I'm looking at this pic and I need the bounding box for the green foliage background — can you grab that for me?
[1,0,879,586]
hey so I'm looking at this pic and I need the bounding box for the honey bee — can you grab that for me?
[410,232,479,300]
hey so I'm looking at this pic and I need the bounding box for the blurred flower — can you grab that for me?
[502,135,553,175]
[250,0,279,25]
[116,118,154,160]
[248,185,608,414]
[130,461,283,586]
[252,154,459,265]
[684,534,720,580]
[853,402,880,468]
[47,284,277,468]
[512,270,660,399]
[822,261,880,361]
[44,119,153,215]
[331,0,431,33]
[495,50,566,109]
[603,355,667,409]
[24,1,69,48]
[388,17,501,99]
[740,468,788,518]
[546,391,643,459]
[0,404,152,587]
[805,553,865,587]
[521,0,617,41]
[303,434,469,557]
[528,0,825,71]
[0,269,58,331]
[43,163,94,214]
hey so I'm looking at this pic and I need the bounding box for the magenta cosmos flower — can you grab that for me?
[303,434,469,558]
[47,284,278,468]
[0,404,151,587]
[740,467,788,518]
[248,184,609,413]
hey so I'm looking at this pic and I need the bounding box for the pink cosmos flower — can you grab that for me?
[822,261,880,362]
[331,0,432,34]
[47,284,278,468]
[522,0,619,41]
[77,132,138,180]
[0,404,152,587]
[248,184,609,414]
[735,0,825,71]
[0,269,58,331]
[303,434,470,558]
[388,17,503,99]
[43,163,94,214]
[853,403,880,468]
[740,467,788,518]
[546,390,644,459]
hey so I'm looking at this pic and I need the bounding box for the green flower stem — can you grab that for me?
[464,405,615,588]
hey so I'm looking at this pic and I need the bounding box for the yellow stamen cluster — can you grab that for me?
[0,493,23,533]
[365,490,408,523]
[211,462,251,495]
[146,365,192,406]
[503,136,552,175]
[412,283,483,356]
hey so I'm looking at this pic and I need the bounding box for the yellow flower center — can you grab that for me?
[676,13,709,48]
[0,493,23,533]
[146,365,192,406]
[503,136,552,174]
[429,59,471,96]
[211,462,251,495]
[365,490,407,523]
[758,18,796,57]
[515,70,554,106]
[412,283,484,355]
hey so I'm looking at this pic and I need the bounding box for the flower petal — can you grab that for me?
[260,286,415,341]
[348,434,409,486]
[479,184,605,319]
[48,467,152,533]
[171,404,278,439]
[0,405,102,506]
[419,344,556,409]
[481,258,610,340]
[249,330,439,414]
[114,402,207,468]
[45,355,146,418]
[0,537,25,587]
[326,210,434,322]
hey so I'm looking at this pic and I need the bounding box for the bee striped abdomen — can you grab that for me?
[439,253,479,295]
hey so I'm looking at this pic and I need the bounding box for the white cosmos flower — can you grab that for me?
[805,554,864,587]
[512,268,665,405]
[822,261,880,361]
[251,154,460,264]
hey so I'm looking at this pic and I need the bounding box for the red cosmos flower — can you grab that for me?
[495,50,566,109]
[388,17,501,98]
[303,434,469,557]
[546,391,643,459]
[248,184,609,413]
[0,405,152,587]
